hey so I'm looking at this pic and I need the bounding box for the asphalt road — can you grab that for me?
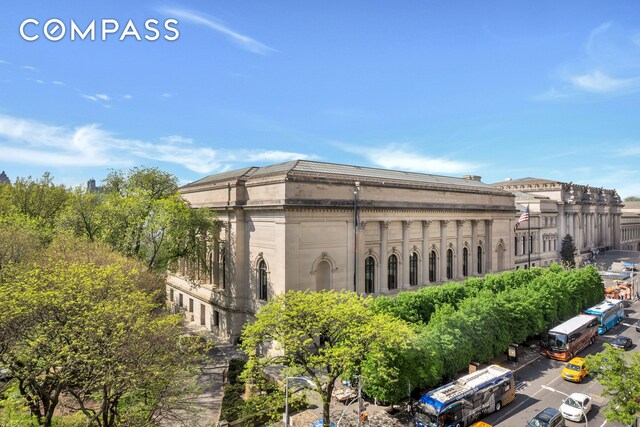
[483,301,640,427]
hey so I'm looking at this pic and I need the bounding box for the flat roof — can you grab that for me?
[549,314,596,335]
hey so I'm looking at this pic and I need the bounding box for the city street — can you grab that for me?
[483,300,640,427]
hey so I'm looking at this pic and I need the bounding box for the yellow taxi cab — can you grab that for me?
[561,357,588,383]
[470,422,492,427]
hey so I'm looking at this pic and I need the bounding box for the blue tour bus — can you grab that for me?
[415,365,515,427]
[583,299,624,334]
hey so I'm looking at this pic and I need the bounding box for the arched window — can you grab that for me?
[316,260,331,291]
[521,236,526,255]
[446,249,453,280]
[497,243,505,271]
[365,257,375,294]
[429,250,437,282]
[462,247,469,277]
[409,252,418,286]
[258,260,268,300]
[388,254,398,290]
[477,246,483,274]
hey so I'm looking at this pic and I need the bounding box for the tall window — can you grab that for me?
[529,235,533,253]
[462,247,469,276]
[365,256,375,294]
[446,249,453,280]
[220,245,227,290]
[409,252,418,286]
[388,254,398,290]
[429,250,437,282]
[477,246,483,274]
[514,236,518,256]
[258,260,268,301]
[521,236,526,255]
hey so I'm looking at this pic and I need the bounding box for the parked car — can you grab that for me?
[526,407,566,427]
[559,392,592,422]
[561,357,588,383]
[611,335,633,350]
[636,322,640,332]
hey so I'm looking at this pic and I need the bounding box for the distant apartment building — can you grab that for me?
[0,171,10,185]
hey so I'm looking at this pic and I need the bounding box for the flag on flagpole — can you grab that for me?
[514,205,530,231]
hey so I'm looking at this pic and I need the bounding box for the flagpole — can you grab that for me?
[528,204,531,269]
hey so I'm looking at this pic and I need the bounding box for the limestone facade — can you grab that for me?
[168,160,517,342]
[494,178,623,267]
[621,201,640,251]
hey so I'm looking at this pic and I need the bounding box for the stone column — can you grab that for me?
[402,220,412,288]
[380,221,389,292]
[422,220,431,284]
[471,220,478,275]
[485,220,493,273]
[558,205,566,240]
[440,220,448,281]
[456,220,464,279]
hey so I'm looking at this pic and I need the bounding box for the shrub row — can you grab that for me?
[363,265,605,402]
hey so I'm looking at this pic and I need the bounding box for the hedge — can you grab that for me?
[363,264,605,402]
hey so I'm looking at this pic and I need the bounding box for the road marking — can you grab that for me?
[493,374,563,424]
[515,381,528,392]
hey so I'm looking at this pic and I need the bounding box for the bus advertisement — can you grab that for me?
[415,365,515,427]
[540,314,598,361]
[583,299,624,334]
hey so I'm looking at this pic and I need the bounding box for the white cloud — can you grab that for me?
[569,70,640,93]
[161,93,172,98]
[0,59,9,65]
[161,7,275,55]
[52,80,65,85]
[0,114,314,174]
[586,22,612,53]
[532,87,570,101]
[339,143,478,175]
[35,79,44,84]
[95,94,110,101]
[21,65,37,71]
[123,94,133,100]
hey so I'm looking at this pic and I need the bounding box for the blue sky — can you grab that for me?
[1,1,640,197]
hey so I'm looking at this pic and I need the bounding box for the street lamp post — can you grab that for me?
[354,181,360,293]
[284,376,314,427]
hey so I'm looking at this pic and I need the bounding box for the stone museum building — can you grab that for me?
[168,163,629,342]
[492,178,624,269]
[168,160,518,342]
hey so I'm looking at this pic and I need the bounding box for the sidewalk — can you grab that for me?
[178,324,245,427]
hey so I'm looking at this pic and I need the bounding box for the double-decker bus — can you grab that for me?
[583,299,624,334]
[415,365,515,427]
[540,314,598,361]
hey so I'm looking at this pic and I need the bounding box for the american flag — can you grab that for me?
[514,205,530,231]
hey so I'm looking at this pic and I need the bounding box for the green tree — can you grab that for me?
[99,167,217,274]
[8,173,69,228]
[560,234,577,267]
[0,239,206,427]
[241,290,415,426]
[624,196,640,202]
[586,345,640,425]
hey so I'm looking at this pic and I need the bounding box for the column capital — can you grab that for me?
[402,220,413,229]
[359,221,367,230]
[457,220,465,228]
[422,219,432,228]
[471,219,479,226]
[380,220,391,229]
[441,219,449,227]
[485,219,494,226]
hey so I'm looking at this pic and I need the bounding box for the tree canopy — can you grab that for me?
[586,344,640,425]
[241,290,415,426]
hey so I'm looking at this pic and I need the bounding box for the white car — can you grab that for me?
[559,392,592,422]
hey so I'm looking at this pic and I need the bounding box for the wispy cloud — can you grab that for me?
[95,94,110,101]
[161,93,172,98]
[52,80,65,86]
[122,94,133,100]
[569,70,640,93]
[0,60,9,65]
[339,143,479,175]
[21,65,37,71]
[0,114,314,174]
[160,7,275,55]
[537,22,640,100]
